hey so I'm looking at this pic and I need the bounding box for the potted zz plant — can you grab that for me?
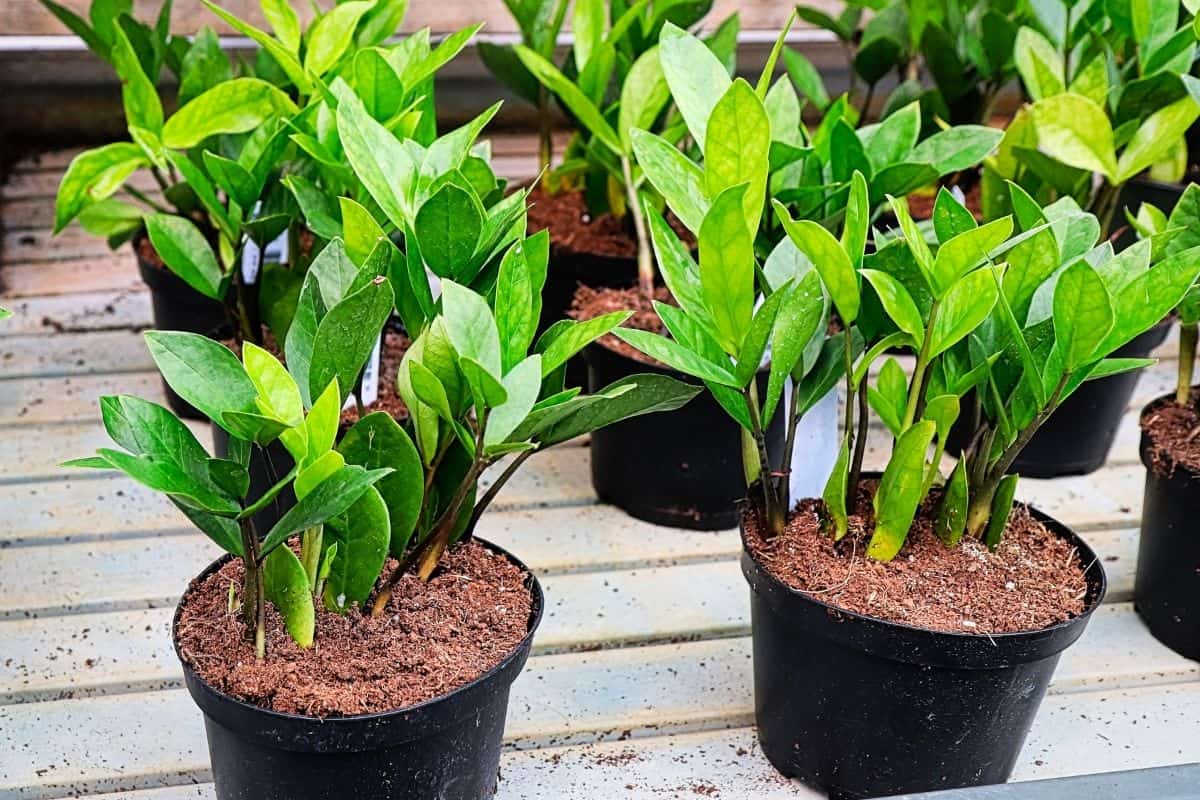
[625,120,1200,795]
[65,228,699,799]
[1132,183,1200,661]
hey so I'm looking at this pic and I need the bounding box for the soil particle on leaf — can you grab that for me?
[176,539,534,717]
[570,284,674,365]
[743,481,1089,634]
[1141,392,1200,475]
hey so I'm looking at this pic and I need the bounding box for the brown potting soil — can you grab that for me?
[742,480,1089,634]
[570,284,673,366]
[175,539,535,718]
[1141,391,1200,475]
[339,327,412,426]
[526,185,693,261]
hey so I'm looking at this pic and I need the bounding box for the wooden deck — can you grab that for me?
[2,140,1199,800]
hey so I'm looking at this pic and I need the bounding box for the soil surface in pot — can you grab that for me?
[526,185,693,260]
[176,540,534,717]
[743,481,1088,634]
[1141,391,1200,475]
[571,284,673,366]
[907,181,983,221]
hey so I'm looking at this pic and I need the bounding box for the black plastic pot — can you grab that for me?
[585,341,785,530]
[1136,398,1200,660]
[136,239,233,419]
[948,320,1171,478]
[211,424,296,535]
[540,249,640,389]
[741,498,1106,800]
[173,538,543,800]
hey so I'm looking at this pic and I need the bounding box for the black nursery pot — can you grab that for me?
[585,340,785,530]
[948,320,1170,478]
[540,252,639,389]
[1136,402,1200,660]
[741,498,1106,800]
[172,539,544,800]
[136,238,233,420]
[211,424,296,535]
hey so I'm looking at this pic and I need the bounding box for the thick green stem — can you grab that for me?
[842,333,858,503]
[747,384,784,536]
[780,379,803,507]
[1178,323,1197,406]
[462,449,535,540]
[301,526,323,593]
[848,381,869,495]
[621,156,655,299]
[902,300,940,429]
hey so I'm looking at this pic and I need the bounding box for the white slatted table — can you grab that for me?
[2,143,1198,800]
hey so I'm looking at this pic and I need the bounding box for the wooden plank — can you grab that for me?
[0,290,150,336]
[5,677,1200,800]
[1,255,141,299]
[0,168,157,200]
[4,591,1190,708]
[0,372,161,425]
[0,331,153,379]
[3,197,68,231]
[0,523,1139,621]
[2,225,111,263]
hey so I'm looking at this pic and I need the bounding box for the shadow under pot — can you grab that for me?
[211,425,296,536]
[948,320,1171,478]
[173,539,543,800]
[135,235,233,420]
[740,498,1106,800]
[584,339,785,530]
[1135,394,1200,660]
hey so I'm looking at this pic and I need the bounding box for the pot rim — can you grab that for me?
[171,535,545,725]
[1139,391,1200,479]
[740,483,1107,656]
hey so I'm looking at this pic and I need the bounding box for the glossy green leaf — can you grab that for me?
[910,125,1004,174]
[260,465,391,557]
[861,269,923,342]
[494,234,547,371]
[929,268,998,357]
[339,412,424,556]
[537,312,631,376]
[1053,260,1113,371]
[261,0,301,53]
[822,436,851,540]
[699,185,756,354]
[774,200,860,323]
[441,280,502,379]
[414,184,482,278]
[705,79,771,233]
[203,0,308,92]
[935,458,969,546]
[143,214,224,299]
[658,22,732,149]
[618,46,670,152]
[323,486,391,609]
[930,217,1013,296]
[782,47,830,110]
[337,89,417,229]
[485,355,543,447]
[631,130,708,233]
[263,544,314,646]
[868,420,937,561]
[765,270,825,423]
[162,78,297,149]
[54,143,146,232]
[514,45,621,154]
[243,342,302,427]
[110,23,162,135]
[613,328,739,386]
[1029,93,1117,181]
[305,1,373,77]
[1014,26,1065,101]
[531,373,702,447]
[1115,95,1200,183]
[983,474,1020,550]
[864,101,920,171]
[310,278,394,404]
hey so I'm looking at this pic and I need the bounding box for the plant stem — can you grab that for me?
[902,300,940,429]
[1178,323,1197,406]
[462,449,535,540]
[124,186,171,215]
[848,381,869,494]
[537,88,553,184]
[621,155,655,299]
[859,82,877,122]
[746,384,784,536]
[301,526,322,593]
[780,379,803,508]
[238,518,266,659]
[842,332,858,503]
